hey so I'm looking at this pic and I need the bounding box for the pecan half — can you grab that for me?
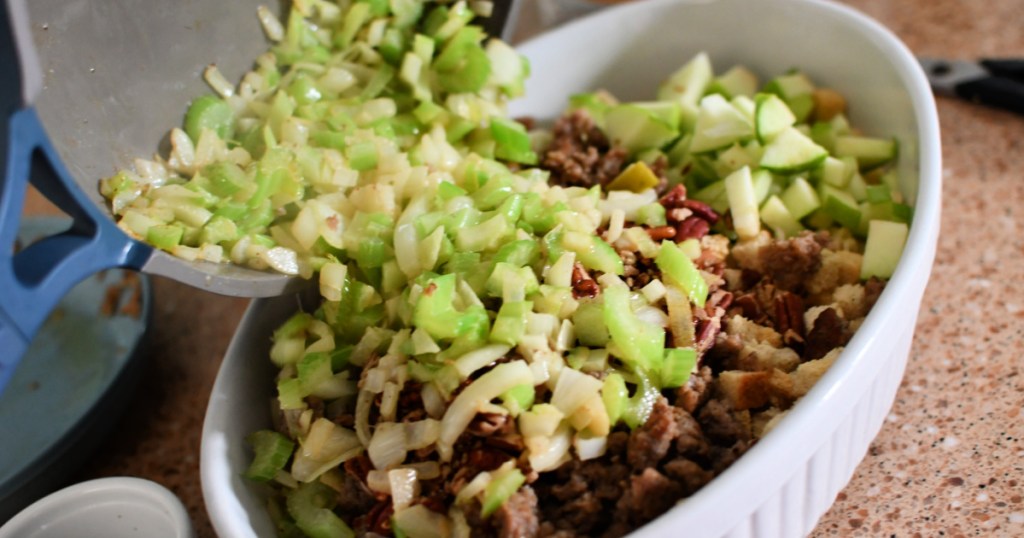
[676,216,710,241]
[773,292,806,346]
[571,262,600,298]
[804,307,847,360]
[681,199,719,224]
[694,309,724,354]
[731,294,762,320]
[647,225,676,241]
[707,289,734,311]
[659,184,688,209]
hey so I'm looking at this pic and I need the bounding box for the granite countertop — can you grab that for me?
[18,0,1024,536]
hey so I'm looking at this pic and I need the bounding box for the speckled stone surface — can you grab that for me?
[17,1,1024,537]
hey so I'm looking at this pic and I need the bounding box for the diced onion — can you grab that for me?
[599,189,658,221]
[437,361,533,461]
[449,506,471,538]
[525,422,572,472]
[453,344,511,379]
[573,434,608,461]
[367,469,391,493]
[404,418,441,450]
[606,208,626,243]
[380,381,400,421]
[454,470,493,504]
[368,422,407,470]
[569,394,611,436]
[394,195,430,278]
[291,419,362,482]
[411,327,441,355]
[305,320,335,353]
[421,383,446,419]
[262,246,300,275]
[641,279,667,303]
[167,128,196,173]
[526,312,559,340]
[393,504,451,538]
[319,262,348,302]
[635,305,670,328]
[554,319,574,352]
[550,368,603,417]
[518,404,564,438]
[203,64,235,98]
[364,368,388,394]
[354,389,374,446]
[665,284,696,348]
[256,5,284,41]
[389,468,420,511]
[545,252,576,287]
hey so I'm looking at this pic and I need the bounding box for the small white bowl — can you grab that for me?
[202,0,941,536]
[0,477,194,538]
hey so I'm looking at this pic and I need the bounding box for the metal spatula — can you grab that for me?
[0,0,303,391]
[0,0,521,392]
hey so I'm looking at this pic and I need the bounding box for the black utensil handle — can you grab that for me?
[980,59,1024,82]
[955,76,1024,116]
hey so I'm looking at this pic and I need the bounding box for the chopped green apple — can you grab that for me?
[860,220,908,279]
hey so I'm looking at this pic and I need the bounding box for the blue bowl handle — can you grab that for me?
[0,109,153,393]
[0,109,153,392]
[1,0,152,392]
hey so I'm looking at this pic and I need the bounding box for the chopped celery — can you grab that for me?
[414,274,492,341]
[493,239,540,268]
[346,141,378,171]
[435,29,491,94]
[202,162,249,198]
[490,301,533,345]
[562,232,624,276]
[501,383,536,417]
[286,481,355,538]
[288,74,322,105]
[572,300,610,347]
[634,203,667,227]
[199,216,238,245]
[485,263,540,300]
[437,181,468,201]
[184,95,234,143]
[602,286,664,372]
[245,430,295,482]
[622,369,659,429]
[661,347,697,388]
[277,377,305,410]
[146,224,184,250]
[471,173,515,209]
[297,352,334,393]
[379,27,407,65]
[522,196,566,234]
[602,373,628,426]
[490,117,538,165]
[481,468,526,518]
[655,241,709,308]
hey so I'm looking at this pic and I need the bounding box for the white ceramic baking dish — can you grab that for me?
[201,0,941,536]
